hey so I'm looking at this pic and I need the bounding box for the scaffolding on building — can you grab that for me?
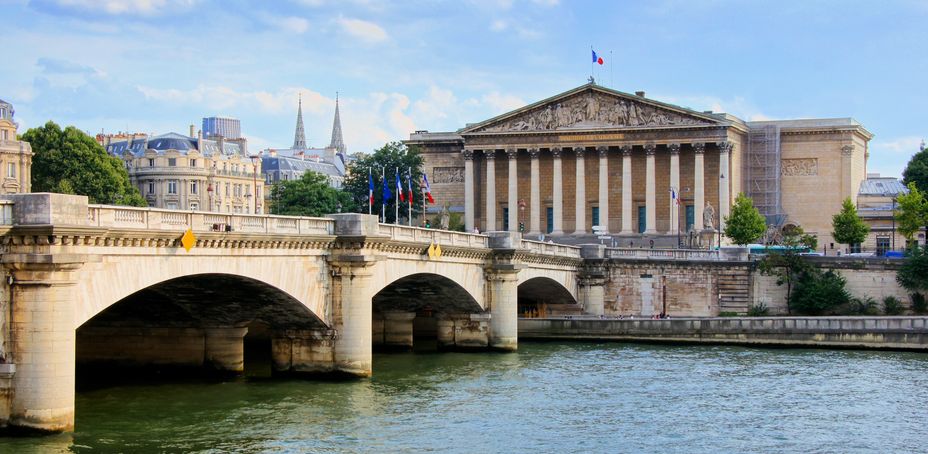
[746,124,786,226]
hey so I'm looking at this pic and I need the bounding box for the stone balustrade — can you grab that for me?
[521,239,581,258]
[376,224,489,248]
[87,204,335,235]
[606,247,720,260]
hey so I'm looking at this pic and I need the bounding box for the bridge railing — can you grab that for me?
[606,247,719,261]
[88,205,335,235]
[521,239,581,258]
[377,224,489,248]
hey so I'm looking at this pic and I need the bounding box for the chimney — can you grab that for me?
[197,129,203,151]
[635,91,646,98]
[189,124,196,138]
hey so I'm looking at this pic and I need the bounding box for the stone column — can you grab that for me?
[204,327,248,373]
[271,329,336,375]
[718,141,732,233]
[485,150,496,231]
[487,267,521,351]
[644,143,657,234]
[551,147,564,235]
[620,146,633,235]
[529,148,541,235]
[597,146,610,233]
[463,149,475,232]
[436,318,455,350]
[7,259,84,432]
[330,254,378,377]
[573,146,586,235]
[669,143,681,235]
[841,145,855,201]
[507,148,519,232]
[694,142,705,231]
[382,312,416,350]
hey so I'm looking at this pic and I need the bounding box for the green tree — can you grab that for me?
[897,245,928,298]
[790,269,851,315]
[723,192,767,245]
[342,142,426,224]
[23,121,145,206]
[759,225,817,315]
[269,171,354,217]
[895,182,928,242]
[902,146,928,193]
[831,197,869,248]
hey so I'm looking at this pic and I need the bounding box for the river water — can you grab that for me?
[4,342,928,453]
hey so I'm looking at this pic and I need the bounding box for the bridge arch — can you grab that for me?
[517,276,578,318]
[368,259,486,310]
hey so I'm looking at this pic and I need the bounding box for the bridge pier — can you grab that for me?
[204,327,248,373]
[271,330,336,374]
[382,312,416,350]
[4,257,85,433]
[579,245,608,316]
[437,314,490,350]
[486,232,524,352]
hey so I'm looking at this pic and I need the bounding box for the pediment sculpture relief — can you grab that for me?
[478,92,712,133]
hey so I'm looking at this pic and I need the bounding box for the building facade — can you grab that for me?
[202,116,242,140]
[107,131,264,213]
[0,99,32,195]
[858,174,914,254]
[407,83,872,249]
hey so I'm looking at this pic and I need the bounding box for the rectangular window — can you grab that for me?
[148,182,155,194]
[638,206,647,234]
[876,237,890,256]
[591,206,599,227]
[1,130,8,141]
[167,180,178,194]
[849,243,862,254]
[245,184,250,197]
[502,207,509,231]
[6,162,15,178]
[546,207,554,234]
[191,181,198,194]
[148,158,155,167]
[685,205,695,231]
[168,158,176,167]
[225,183,230,197]
[166,202,178,210]
[189,159,197,167]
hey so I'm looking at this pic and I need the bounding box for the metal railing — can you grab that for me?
[87,205,334,235]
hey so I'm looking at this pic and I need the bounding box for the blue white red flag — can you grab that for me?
[422,173,435,204]
[396,170,405,203]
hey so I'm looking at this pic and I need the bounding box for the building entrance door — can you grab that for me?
[685,205,695,231]
[638,206,647,233]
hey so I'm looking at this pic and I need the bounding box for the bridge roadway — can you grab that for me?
[0,193,595,433]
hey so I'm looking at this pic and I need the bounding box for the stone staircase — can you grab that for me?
[717,267,752,314]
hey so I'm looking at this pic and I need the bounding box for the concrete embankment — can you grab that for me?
[518,317,928,351]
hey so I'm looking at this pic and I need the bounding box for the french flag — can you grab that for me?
[368,169,374,206]
[422,173,435,204]
[592,49,604,65]
[406,170,414,204]
[396,170,405,203]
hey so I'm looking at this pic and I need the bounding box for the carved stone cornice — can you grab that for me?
[693,142,706,154]
[597,146,609,158]
[620,145,632,157]
[668,143,681,155]
[551,147,562,159]
[573,146,585,158]
[528,148,540,159]
[644,143,656,156]
[841,145,855,156]
[462,149,474,160]
[717,141,733,154]
[484,150,497,160]
[506,148,518,160]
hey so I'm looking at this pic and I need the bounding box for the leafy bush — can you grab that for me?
[844,296,880,316]
[912,293,928,314]
[747,303,770,317]
[883,296,905,315]
[897,245,928,296]
[790,270,851,315]
[718,311,739,317]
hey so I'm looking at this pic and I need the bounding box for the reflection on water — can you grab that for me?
[3,343,928,453]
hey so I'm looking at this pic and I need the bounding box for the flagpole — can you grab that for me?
[590,44,593,80]
[368,167,372,215]
[610,50,613,88]
[381,166,386,223]
[394,167,399,225]
[407,168,412,227]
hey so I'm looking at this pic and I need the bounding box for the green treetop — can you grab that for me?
[342,142,426,224]
[894,182,928,241]
[269,171,354,217]
[723,193,767,245]
[831,197,869,247]
[902,145,928,193]
[23,121,146,206]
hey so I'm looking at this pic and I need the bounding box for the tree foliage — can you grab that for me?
[895,182,928,241]
[902,146,928,193]
[758,227,817,315]
[342,142,426,224]
[269,171,354,217]
[897,245,928,298]
[23,121,145,206]
[790,269,851,315]
[723,192,767,245]
[831,197,869,246]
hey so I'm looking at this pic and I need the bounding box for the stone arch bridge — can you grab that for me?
[0,193,597,432]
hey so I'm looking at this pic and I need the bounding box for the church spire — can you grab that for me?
[292,93,307,152]
[328,92,346,155]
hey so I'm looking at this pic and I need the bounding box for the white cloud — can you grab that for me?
[530,0,559,5]
[871,136,924,155]
[49,0,199,15]
[481,91,525,114]
[258,12,309,34]
[338,17,388,44]
[490,19,507,31]
[653,93,773,122]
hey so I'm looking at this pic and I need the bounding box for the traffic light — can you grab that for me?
[519,222,525,233]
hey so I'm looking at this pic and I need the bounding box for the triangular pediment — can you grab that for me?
[461,84,724,134]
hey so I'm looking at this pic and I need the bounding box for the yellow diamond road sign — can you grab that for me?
[434,243,442,258]
[180,228,197,252]
[427,243,435,258]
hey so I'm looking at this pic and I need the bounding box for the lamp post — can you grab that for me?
[206,183,213,212]
[518,198,526,233]
[719,173,725,249]
[891,195,897,251]
[250,155,260,214]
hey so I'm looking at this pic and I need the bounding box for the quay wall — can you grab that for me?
[518,316,928,351]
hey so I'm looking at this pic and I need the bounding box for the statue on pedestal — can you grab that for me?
[703,202,716,230]
[440,204,451,230]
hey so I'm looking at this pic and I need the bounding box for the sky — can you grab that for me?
[3,0,927,177]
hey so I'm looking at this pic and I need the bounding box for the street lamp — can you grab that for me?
[206,183,214,212]
[250,155,260,214]
[518,198,526,233]
[719,173,725,249]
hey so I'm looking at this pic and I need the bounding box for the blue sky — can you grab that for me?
[4,0,926,177]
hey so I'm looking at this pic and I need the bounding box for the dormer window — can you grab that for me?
[168,158,176,166]
[148,158,155,167]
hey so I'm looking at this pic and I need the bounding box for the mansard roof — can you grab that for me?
[458,82,731,136]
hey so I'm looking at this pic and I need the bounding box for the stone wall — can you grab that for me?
[519,316,928,351]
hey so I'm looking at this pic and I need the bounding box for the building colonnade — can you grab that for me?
[462,141,733,236]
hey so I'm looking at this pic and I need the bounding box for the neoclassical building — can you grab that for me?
[0,99,32,195]
[407,83,872,249]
